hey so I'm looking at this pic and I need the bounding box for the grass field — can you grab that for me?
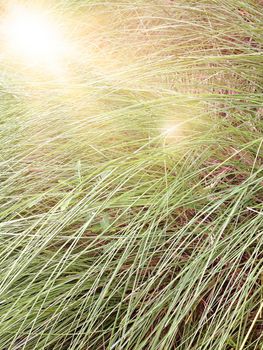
[0,0,262,349]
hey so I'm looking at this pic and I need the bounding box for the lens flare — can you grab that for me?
[161,122,184,143]
[1,5,69,72]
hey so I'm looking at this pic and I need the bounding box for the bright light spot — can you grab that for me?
[163,124,179,136]
[1,5,69,72]
[161,122,184,143]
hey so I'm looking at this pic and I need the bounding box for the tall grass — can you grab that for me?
[0,0,262,349]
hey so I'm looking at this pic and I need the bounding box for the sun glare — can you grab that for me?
[1,5,69,72]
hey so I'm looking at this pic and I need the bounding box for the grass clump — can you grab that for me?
[0,0,262,349]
